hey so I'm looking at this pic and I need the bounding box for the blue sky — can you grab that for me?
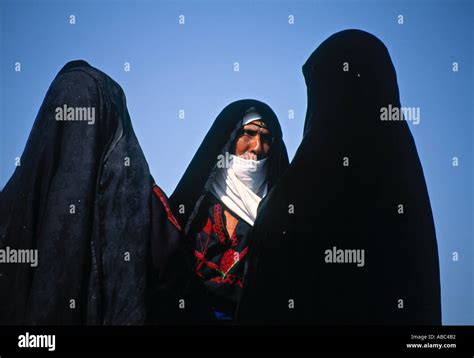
[0,0,472,324]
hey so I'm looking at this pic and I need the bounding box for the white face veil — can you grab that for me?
[210,109,269,226]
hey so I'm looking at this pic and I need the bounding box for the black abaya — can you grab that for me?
[237,30,442,325]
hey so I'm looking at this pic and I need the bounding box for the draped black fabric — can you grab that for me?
[169,99,289,235]
[237,30,442,325]
[0,60,194,325]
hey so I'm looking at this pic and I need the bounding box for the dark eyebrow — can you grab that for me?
[249,122,267,129]
[242,124,271,134]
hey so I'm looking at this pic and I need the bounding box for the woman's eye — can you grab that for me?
[244,129,258,137]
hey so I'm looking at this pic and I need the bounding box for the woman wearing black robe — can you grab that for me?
[237,30,442,325]
[170,100,289,322]
[0,60,200,325]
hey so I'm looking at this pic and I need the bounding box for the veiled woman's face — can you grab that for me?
[233,120,273,160]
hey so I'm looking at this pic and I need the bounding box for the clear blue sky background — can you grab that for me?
[0,0,472,325]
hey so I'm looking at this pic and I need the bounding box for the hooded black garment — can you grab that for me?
[170,99,289,236]
[236,30,442,325]
[0,60,202,325]
[169,100,289,320]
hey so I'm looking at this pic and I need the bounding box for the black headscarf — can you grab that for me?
[170,99,289,235]
[237,30,442,325]
[0,60,194,324]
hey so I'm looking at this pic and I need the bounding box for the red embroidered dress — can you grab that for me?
[192,194,251,317]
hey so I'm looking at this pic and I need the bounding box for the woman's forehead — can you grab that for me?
[244,120,268,129]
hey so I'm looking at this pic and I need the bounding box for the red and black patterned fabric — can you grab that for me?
[192,194,251,317]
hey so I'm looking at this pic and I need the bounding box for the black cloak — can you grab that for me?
[0,60,195,324]
[237,30,442,325]
[169,99,290,236]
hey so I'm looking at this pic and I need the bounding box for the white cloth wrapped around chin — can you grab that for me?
[210,154,268,226]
